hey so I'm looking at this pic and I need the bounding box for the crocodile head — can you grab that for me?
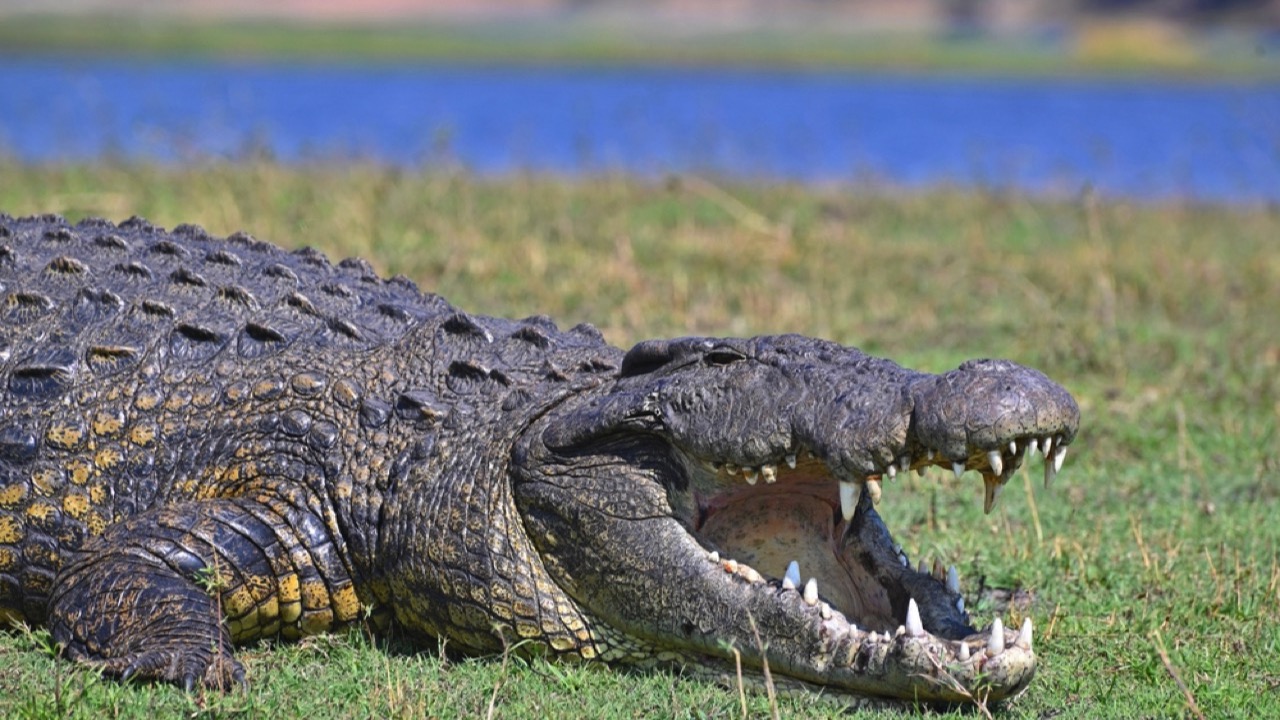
[514,334,1079,706]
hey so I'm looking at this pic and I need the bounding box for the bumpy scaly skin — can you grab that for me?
[0,214,1079,705]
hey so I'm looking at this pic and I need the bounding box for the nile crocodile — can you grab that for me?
[0,213,1079,707]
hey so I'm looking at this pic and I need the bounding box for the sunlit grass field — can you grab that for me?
[1,161,1277,718]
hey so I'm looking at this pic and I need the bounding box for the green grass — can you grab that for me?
[2,14,1278,78]
[1,161,1278,717]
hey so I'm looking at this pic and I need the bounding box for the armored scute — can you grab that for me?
[0,214,1078,707]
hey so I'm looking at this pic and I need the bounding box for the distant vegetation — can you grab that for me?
[0,13,1276,77]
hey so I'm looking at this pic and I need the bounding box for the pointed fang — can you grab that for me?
[947,565,960,594]
[958,642,971,661]
[865,478,882,505]
[785,453,797,469]
[761,464,777,484]
[1028,438,1039,456]
[906,598,924,636]
[952,462,965,480]
[1053,445,1067,473]
[988,618,1005,655]
[839,481,860,522]
[987,450,1004,477]
[784,561,800,590]
[803,578,818,606]
[744,469,758,485]
[1017,616,1033,651]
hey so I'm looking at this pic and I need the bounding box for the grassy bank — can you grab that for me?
[2,14,1278,78]
[1,161,1278,717]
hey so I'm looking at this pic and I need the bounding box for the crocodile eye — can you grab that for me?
[705,347,747,366]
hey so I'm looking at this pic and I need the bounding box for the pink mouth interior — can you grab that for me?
[695,476,899,631]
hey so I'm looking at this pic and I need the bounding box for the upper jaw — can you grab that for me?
[684,420,1075,521]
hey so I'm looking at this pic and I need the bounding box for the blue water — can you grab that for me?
[2,58,1278,202]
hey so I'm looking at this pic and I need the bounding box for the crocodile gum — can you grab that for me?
[0,214,1079,707]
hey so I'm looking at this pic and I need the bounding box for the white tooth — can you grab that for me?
[820,602,832,619]
[899,550,909,568]
[784,560,800,589]
[803,578,818,605]
[1017,617,1033,650]
[895,625,906,637]
[916,465,929,477]
[958,642,971,660]
[1053,446,1067,473]
[956,597,965,614]
[987,450,1004,477]
[741,565,763,583]
[839,481,860,522]
[887,464,897,480]
[927,448,936,461]
[785,453,797,469]
[952,461,965,480]
[947,565,960,594]
[725,559,739,573]
[865,478,882,505]
[906,598,924,637]
[898,456,910,474]
[1027,438,1039,456]
[1009,440,1018,455]
[1044,455,1057,489]
[987,618,1005,655]
[1042,436,1053,456]
[761,464,777,484]
[744,468,758,485]
[708,551,720,563]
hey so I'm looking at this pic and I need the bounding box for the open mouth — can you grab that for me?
[675,434,1068,657]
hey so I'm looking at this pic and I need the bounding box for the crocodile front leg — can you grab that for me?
[48,493,361,689]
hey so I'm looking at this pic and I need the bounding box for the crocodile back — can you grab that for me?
[0,214,459,622]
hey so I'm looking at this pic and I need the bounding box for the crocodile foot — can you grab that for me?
[48,544,245,690]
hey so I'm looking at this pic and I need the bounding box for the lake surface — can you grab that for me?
[2,58,1277,202]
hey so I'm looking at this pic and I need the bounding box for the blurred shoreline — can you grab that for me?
[1,10,1277,78]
